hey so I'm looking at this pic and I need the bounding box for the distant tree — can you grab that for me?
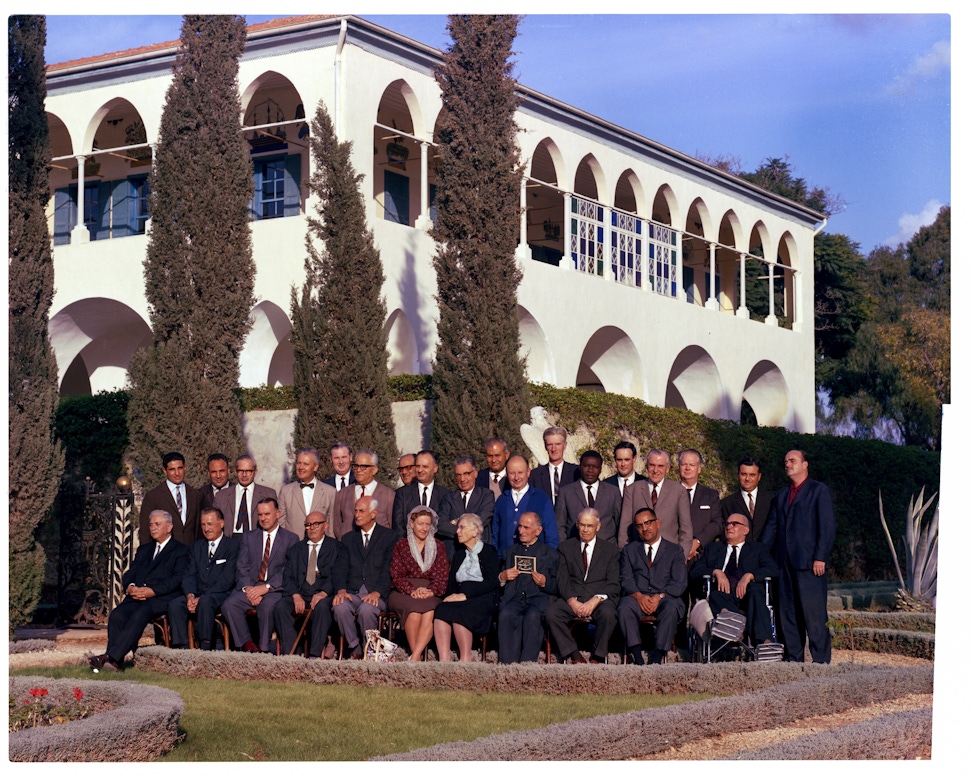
[907,205,950,311]
[429,14,532,469]
[290,103,399,484]
[126,15,254,488]
[739,155,844,217]
[8,15,66,630]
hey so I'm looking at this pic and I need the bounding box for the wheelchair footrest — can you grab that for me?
[755,642,785,662]
[709,611,747,642]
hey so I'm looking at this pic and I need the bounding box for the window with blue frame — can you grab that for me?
[383,170,410,225]
[53,175,150,244]
[250,154,300,220]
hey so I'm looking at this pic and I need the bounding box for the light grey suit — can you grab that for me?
[278,479,337,538]
[214,483,278,537]
[618,478,693,558]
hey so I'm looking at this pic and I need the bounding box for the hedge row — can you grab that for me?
[831,628,935,660]
[9,676,183,762]
[373,664,932,761]
[828,610,936,633]
[9,639,57,654]
[138,646,887,697]
[731,707,932,760]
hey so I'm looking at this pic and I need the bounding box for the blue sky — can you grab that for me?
[41,10,952,256]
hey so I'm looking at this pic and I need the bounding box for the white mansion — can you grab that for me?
[44,15,822,433]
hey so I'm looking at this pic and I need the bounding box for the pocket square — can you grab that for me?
[215,559,226,565]
[700,505,710,509]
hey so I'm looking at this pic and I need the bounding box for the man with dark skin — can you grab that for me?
[555,450,622,542]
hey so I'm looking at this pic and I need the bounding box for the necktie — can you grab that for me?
[747,492,755,515]
[357,484,364,500]
[553,466,561,503]
[363,531,370,549]
[726,545,740,588]
[463,491,469,509]
[493,474,499,484]
[646,544,653,567]
[422,487,428,506]
[581,542,589,576]
[300,481,314,488]
[209,541,216,560]
[651,484,658,509]
[340,476,346,489]
[175,485,183,516]
[236,487,248,533]
[257,533,271,582]
[587,485,595,508]
[306,543,318,585]
[153,543,160,560]
[620,478,626,499]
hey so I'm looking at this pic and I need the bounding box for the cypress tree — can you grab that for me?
[429,15,531,469]
[291,103,399,484]
[8,15,66,629]
[127,15,254,488]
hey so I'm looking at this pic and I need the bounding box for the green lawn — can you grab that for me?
[13,665,708,760]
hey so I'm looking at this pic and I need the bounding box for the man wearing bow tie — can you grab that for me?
[278,448,337,538]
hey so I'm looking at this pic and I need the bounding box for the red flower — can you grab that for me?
[28,688,49,697]
[73,687,84,701]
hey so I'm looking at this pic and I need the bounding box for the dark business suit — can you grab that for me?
[222,525,300,652]
[618,538,687,655]
[273,536,346,656]
[198,482,233,511]
[618,479,693,557]
[528,461,579,506]
[762,478,836,663]
[332,482,395,540]
[438,487,496,558]
[721,488,772,542]
[544,537,620,660]
[555,479,623,543]
[167,534,239,648]
[492,486,558,558]
[686,483,723,551]
[214,483,278,537]
[333,523,397,651]
[278,479,336,539]
[690,539,779,643]
[106,538,189,662]
[498,540,559,663]
[604,472,647,497]
[392,481,445,538]
[323,471,356,490]
[138,481,201,547]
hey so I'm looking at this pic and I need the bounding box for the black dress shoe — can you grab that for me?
[627,649,645,666]
[647,649,663,664]
[88,653,107,670]
[101,658,122,672]
[589,655,605,665]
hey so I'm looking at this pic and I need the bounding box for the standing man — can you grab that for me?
[332,496,397,659]
[278,448,337,538]
[476,437,511,499]
[528,426,579,507]
[198,453,232,510]
[497,511,559,664]
[618,448,692,557]
[678,449,722,563]
[273,510,346,658]
[555,450,622,543]
[322,442,355,492]
[392,450,445,537]
[89,510,189,671]
[333,450,395,540]
[168,507,239,650]
[544,508,619,664]
[761,450,836,664]
[138,451,201,547]
[214,454,277,538]
[604,441,646,499]
[222,497,300,652]
[397,453,417,487]
[618,507,687,665]
[439,456,496,557]
[492,454,558,558]
[721,457,772,542]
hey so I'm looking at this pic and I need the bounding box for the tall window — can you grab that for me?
[250,154,301,221]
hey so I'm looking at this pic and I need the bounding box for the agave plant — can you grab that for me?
[878,488,938,611]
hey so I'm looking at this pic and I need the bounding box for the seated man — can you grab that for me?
[274,511,347,657]
[332,496,397,659]
[544,508,619,664]
[497,511,559,664]
[168,507,239,649]
[89,510,189,671]
[619,507,687,665]
[222,497,300,652]
[690,512,780,645]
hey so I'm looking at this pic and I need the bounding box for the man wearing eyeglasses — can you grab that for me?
[273,511,346,657]
[618,507,687,665]
[397,453,417,487]
[214,455,278,538]
[689,512,779,645]
[438,456,495,558]
[332,450,395,540]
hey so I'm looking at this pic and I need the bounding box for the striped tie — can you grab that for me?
[257,533,271,582]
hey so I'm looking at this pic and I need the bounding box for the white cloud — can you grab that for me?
[885,40,951,97]
[883,199,944,246]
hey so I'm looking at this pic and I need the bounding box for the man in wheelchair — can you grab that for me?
[689,512,780,652]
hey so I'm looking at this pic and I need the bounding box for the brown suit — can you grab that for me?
[332,482,395,540]
[213,483,278,537]
[138,481,201,547]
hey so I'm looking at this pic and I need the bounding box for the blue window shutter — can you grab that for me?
[53,185,77,245]
[283,154,301,217]
[250,161,262,220]
[111,179,133,238]
[383,170,409,225]
[94,181,112,240]
[429,183,437,224]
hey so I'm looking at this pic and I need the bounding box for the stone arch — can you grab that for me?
[374,79,425,226]
[665,346,728,418]
[518,306,555,384]
[525,138,567,265]
[741,360,789,427]
[49,298,152,396]
[574,153,606,202]
[682,198,713,305]
[575,326,646,399]
[614,169,645,215]
[384,308,419,375]
[651,183,681,229]
[240,301,294,388]
[777,231,798,323]
[82,97,146,155]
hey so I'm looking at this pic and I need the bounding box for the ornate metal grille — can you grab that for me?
[611,210,642,287]
[647,222,677,297]
[570,197,604,276]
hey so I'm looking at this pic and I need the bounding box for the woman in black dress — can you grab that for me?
[432,513,499,661]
